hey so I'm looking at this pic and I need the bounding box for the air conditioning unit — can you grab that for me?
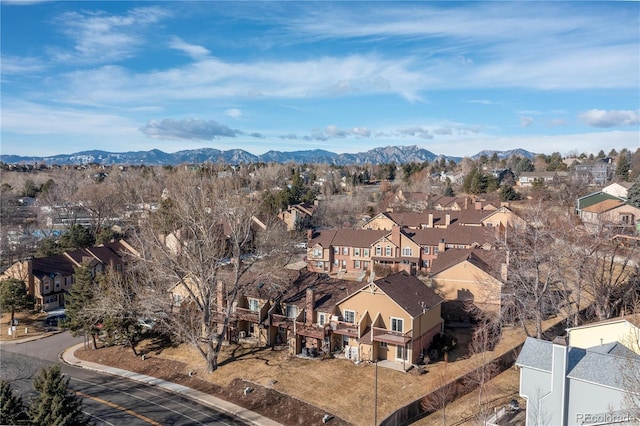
[239,331,246,338]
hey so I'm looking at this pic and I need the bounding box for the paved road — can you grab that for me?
[1,332,246,425]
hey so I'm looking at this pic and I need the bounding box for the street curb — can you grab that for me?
[60,343,282,426]
[0,330,64,346]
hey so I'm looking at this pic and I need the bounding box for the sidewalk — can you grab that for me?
[0,330,63,345]
[61,343,282,426]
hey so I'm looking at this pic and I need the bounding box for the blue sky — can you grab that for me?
[1,1,639,158]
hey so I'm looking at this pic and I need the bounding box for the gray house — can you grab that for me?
[516,336,639,426]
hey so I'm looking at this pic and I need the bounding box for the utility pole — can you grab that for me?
[374,359,378,425]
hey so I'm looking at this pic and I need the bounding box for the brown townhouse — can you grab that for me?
[1,240,137,311]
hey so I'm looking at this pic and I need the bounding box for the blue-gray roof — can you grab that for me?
[517,337,640,391]
[515,337,553,372]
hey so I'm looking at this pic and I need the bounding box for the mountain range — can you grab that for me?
[0,146,536,166]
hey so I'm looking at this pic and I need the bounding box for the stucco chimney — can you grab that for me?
[500,263,508,281]
[391,225,401,245]
[550,336,569,425]
[445,214,451,227]
[475,201,482,210]
[428,213,434,228]
[438,239,446,253]
[216,280,225,310]
[306,287,315,324]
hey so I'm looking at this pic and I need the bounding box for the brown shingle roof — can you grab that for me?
[31,254,76,278]
[374,272,443,317]
[281,272,364,311]
[429,248,506,279]
[582,199,625,214]
[405,226,494,246]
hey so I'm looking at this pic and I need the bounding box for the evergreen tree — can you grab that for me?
[615,154,631,181]
[442,183,455,197]
[0,279,32,325]
[500,185,522,201]
[0,380,27,425]
[628,177,640,208]
[28,365,89,426]
[64,265,99,349]
[59,225,95,251]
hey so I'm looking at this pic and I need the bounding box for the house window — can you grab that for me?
[375,245,381,256]
[354,260,361,269]
[621,214,633,225]
[55,278,61,288]
[343,247,349,255]
[391,317,404,333]
[313,248,322,257]
[343,310,355,324]
[363,261,369,269]
[424,259,430,268]
[354,248,360,256]
[385,246,392,256]
[434,247,439,255]
[334,247,339,254]
[318,313,326,326]
[286,305,298,319]
[380,342,388,348]
[423,246,430,255]
[402,247,412,257]
[249,298,259,312]
[315,261,324,269]
[363,248,369,257]
[333,259,339,266]
[278,326,286,333]
[342,260,347,268]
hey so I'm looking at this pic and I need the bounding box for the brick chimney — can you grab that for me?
[306,287,315,324]
[428,213,434,228]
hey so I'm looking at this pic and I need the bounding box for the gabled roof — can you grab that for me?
[332,229,388,247]
[429,248,505,278]
[581,199,625,214]
[373,272,443,317]
[405,226,494,247]
[516,336,640,391]
[309,229,338,248]
[31,254,76,278]
[576,191,623,210]
[281,272,364,311]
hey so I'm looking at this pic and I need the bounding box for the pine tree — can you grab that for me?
[0,279,32,325]
[64,264,99,349]
[616,154,631,181]
[28,365,89,426]
[0,380,27,425]
[628,177,640,208]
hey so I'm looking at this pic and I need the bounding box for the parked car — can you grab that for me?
[44,315,66,327]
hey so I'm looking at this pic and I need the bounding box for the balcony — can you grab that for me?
[295,322,326,339]
[234,307,260,323]
[271,313,293,329]
[332,321,358,337]
[372,327,412,345]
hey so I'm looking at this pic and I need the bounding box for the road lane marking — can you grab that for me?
[71,377,209,425]
[75,390,162,426]
[83,410,116,426]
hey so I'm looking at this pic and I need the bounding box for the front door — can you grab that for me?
[396,344,407,361]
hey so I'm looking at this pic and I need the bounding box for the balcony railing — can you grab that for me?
[294,322,326,339]
[271,313,294,328]
[234,307,260,323]
[332,321,358,337]
[372,326,412,344]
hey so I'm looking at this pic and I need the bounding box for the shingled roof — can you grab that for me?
[373,271,443,317]
[429,248,505,278]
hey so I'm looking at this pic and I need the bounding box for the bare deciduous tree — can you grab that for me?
[420,366,459,426]
[133,170,293,372]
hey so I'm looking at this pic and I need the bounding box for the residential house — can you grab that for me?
[516,336,639,426]
[518,171,569,187]
[567,315,640,354]
[278,203,316,231]
[1,240,136,311]
[602,182,634,200]
[578,199,640,233]
[429,248,507,311]
[572,158,615,186]
[576,191,624,214]
[332,272,444,369]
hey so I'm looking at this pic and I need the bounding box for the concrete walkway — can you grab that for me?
[61,343,282,426]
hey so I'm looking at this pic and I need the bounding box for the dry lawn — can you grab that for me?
[136,318,555,426]
[0,311,49,341]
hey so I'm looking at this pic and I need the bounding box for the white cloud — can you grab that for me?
[140,118,242,140]
[520,116,534,127]
[397,126,433,139]
[50,7,170,64]
[168,37,210,58]
[578,109,640,128]
[225,108,242,119]
[0,55,46,74]
[547,119,566,128]
[464,99,498,105]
